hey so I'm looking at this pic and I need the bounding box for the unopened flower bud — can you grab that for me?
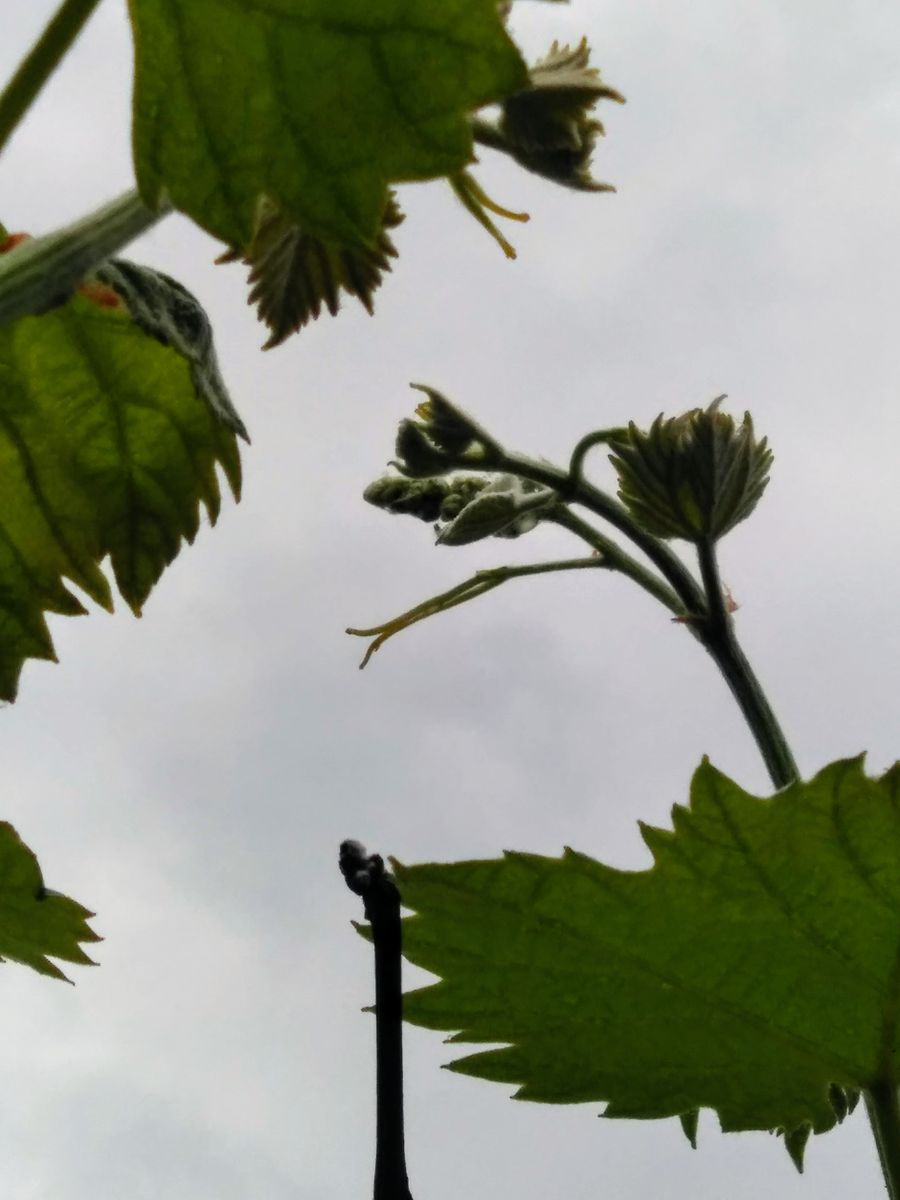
[363,476,453,523]
[608,399,772,542]
[411,385,482,456]
[390,386,500,477]
[364,473,494,527]
[393,419,455,478]
[437,477,490,521]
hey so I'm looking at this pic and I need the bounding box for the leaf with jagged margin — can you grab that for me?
[499,38,625,191]
[0,823,100,982]
[395,757,900,1146]
[128,0,527,251]
[219,192,404,348]
[0,259,243,701]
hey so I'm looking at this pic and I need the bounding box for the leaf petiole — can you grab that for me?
[0,189,170,329]
[0,0,103,156]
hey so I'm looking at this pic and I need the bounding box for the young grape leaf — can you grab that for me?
[0,261,243,701]
[219,192,404,348]
[128,0,528,251]
[0,823,99,982]
[395,757,900,1139]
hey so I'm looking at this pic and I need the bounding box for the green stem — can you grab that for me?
[865,1083,900,1200]
[0,0,102,155]
[470,115,511,157]
[495,448,707,616]
[696,537,799,790]
[568,429,623,484]
[548,506,686,617]
[0,189,170,328]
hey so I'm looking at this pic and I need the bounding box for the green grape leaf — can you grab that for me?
[0,261,243,701]
[0,823,100,982]
[219,192,404,348]
[396,757,900,1138]
[128,0,528,250]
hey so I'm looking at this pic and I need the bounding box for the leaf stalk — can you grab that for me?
[0,189,170,329]
[0,0,103,156]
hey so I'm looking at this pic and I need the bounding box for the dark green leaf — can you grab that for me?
[396,757,900,1140]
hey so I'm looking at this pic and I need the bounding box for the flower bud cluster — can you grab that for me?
[437,474,556,545]
[363,475,487,526]
[364,472,554,547]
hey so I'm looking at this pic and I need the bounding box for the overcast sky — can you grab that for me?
[1,2,900,1197]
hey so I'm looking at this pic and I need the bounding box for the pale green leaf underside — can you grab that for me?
[0,823,99,982]
[397,758,900,1135]
[128,0,528,249]
[0,290,241,701]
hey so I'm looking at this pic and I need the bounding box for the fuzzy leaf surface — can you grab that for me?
[397,757,900,1135]
[128,0,527,249]
[0,823,100,982]
[0,267,242,701]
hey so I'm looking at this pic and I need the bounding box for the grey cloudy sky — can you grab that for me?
[1,1,899,1197]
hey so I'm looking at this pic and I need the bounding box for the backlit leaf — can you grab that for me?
[128,0,527,250]
[0,259,243,700]
[396,757,900,1142]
